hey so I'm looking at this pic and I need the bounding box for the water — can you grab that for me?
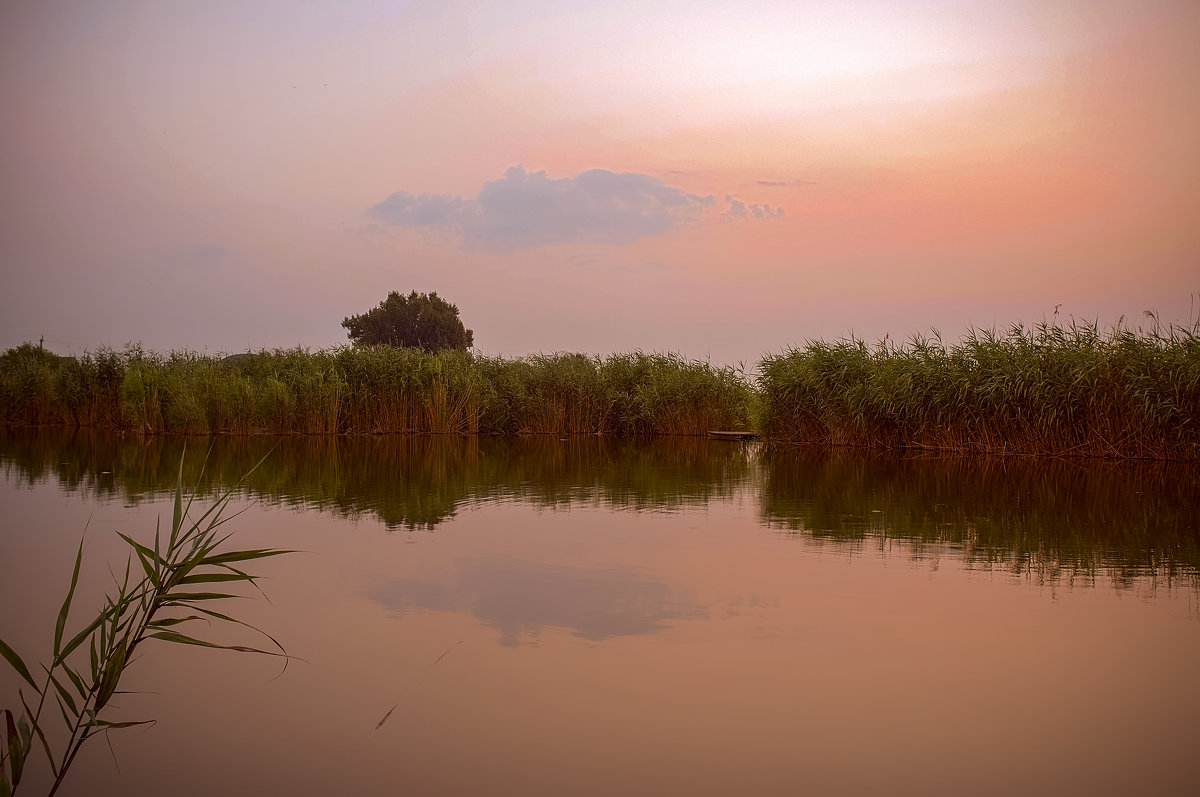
[2,429,1198,796]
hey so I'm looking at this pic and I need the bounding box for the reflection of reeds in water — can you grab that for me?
[0,429,756,531]
[3,428,1196,590]
[759,319,1200,460]
[0,345,753,437]
[760,446,1200,590]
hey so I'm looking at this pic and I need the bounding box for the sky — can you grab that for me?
[1,0,1197,365]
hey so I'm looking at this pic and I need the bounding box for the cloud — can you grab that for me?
[724,195,785,220]
[757,179,819,187]
[565,254,598,268]
[369,165,715,251]
[369,191,464,226]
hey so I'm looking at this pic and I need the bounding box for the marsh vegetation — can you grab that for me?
[759,318,1200,460]
[0,346,751,437]
[2,316,1197,460]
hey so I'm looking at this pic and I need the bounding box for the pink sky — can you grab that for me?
[1,0,1196,365]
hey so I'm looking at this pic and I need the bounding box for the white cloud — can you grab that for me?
[724,195,784,220]
[370,166,717,251]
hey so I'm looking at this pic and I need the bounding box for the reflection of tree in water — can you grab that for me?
[759,446,1200,590]
[0,428,754,531]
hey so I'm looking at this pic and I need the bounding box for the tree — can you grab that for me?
[342,290,474,352]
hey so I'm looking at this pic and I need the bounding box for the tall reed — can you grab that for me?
[759,318,1200,460]
[0,346,752,438]
[0,455,290,796]
[480,352,752,435]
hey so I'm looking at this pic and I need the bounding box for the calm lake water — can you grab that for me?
[2,429,1198,796]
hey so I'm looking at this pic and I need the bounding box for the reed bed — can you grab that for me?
[480,352,752,435]
[759,319,1200,460]
[0,345,752,437]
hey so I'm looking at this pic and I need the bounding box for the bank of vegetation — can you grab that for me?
[2,317,1197,459]
[0,345,752,437]
[759,319,1200,460]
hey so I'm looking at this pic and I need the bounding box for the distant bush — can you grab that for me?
[342,291,473,352]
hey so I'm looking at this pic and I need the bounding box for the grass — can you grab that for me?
[0,454,290,796]
[0,345,753,438]
[759,317,1200,460]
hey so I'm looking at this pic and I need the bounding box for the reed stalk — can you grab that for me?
[0,454,291,796]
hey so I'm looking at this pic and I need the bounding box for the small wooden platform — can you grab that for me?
[707,430,757,440]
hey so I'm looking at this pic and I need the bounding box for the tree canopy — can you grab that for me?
[341,290,474,352]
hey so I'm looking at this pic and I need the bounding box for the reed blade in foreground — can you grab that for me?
[0,453,293,797]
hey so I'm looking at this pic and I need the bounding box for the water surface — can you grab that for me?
[1,429,1197,796]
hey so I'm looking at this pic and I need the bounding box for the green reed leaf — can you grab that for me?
[119,532,162,582]
[171,454,185,553]
[61,662,88,701]
[0,639,37,691]
[178,606,288,656]
[16,716,30,756]
[18,690,56,775]
[87,718,156,730]
[3,709,25,788]
[132,546,159,588]
[53,693,73,730]
[160,592,240,603]
[199,549,293,566]
[48,671,78,717]
[145,631,280,657]
[53,540,85,657]
[95,638,127,711]
[147,616,205,629]
[58,609,109,664]
[176,573,255,585]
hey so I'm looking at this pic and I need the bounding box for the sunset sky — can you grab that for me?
[2,0,1197,365]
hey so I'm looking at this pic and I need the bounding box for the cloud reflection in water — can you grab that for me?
[370,558,710,647]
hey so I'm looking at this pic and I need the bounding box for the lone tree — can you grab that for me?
[342,290,474,352]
